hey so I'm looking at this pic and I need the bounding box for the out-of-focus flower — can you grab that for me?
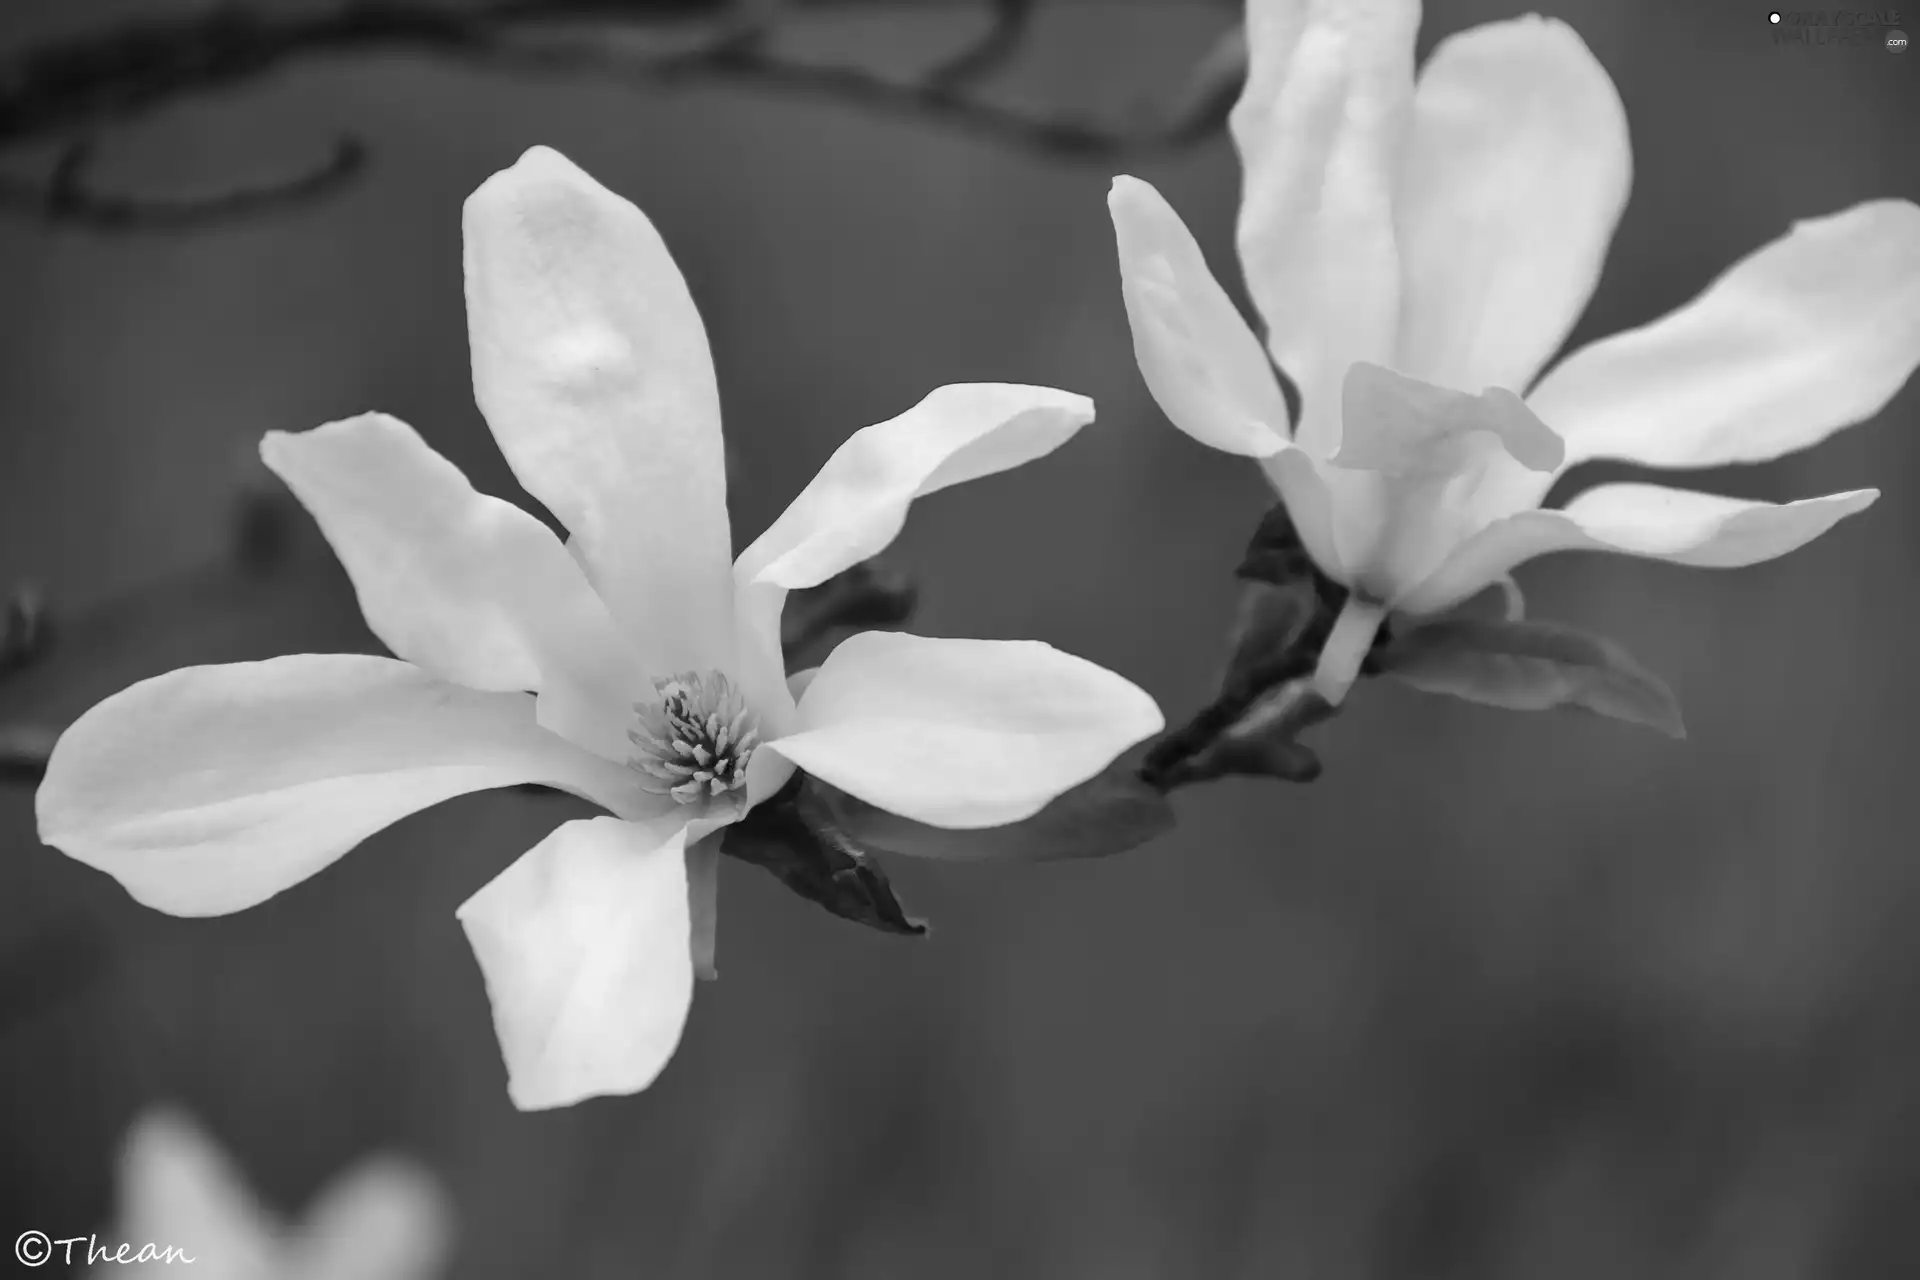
[89,1108,449,1279]
[36,147,1162,1110]
[1110,1,1920,701]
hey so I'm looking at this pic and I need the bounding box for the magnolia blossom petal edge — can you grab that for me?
[36,654,645,917]
[463,145,737,676]
[736,383,1097,591]
[1528,198,1920,480]
[730,382,1095,732]
[766,630,1164,830]
[1108,174,1290,456]
[261,413,645,761]
[457,813,712,1111]
[1397,483,1880,615]
[1393,15,1631,393]
[1229,0,1420,453]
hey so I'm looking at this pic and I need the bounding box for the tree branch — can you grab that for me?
[0,0,1244,229]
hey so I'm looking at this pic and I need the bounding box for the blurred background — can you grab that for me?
[2,0,1918,1275]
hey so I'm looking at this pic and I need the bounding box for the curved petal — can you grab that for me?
[1327,362,1563,599]
[1261,443,1347,583]
[293,1157,452,1280]
[36,655,647,917]
[457,814,708,1110]
[1333,362,1563,474]
[1393,16,1631,393]
[463,146,736,674]
[1108,175,1289,455]
[1528,199,1920,479]
[1396,483,1879,615]
[736,383,1096,590]
[261,414,645,760]
[765,630,1164,830]
[730,383,1094,733]
[114,1110,280,1280]
[1229,0,1419,453]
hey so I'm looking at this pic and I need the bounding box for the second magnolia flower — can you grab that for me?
[36,147,1164,1112]
[1110,3,1920,701]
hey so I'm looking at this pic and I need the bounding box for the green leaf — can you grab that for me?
[806,756,1175,863]
[1373,618,1686,738]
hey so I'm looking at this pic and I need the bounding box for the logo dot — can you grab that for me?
[1769,10,1781,22]
[1889,27,1909,50]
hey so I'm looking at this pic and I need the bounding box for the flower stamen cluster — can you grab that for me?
[628,670,759,804]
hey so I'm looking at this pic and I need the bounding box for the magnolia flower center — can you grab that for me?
[627,670,760,805]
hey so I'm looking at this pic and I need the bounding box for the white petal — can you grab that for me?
[1229,0,1419,453]
[36,655,645,917]
[1396,482,1880,615]
[730,382,1093,734]
[291,1157,452,1280]
[1329,362,1563,600]
[458,813,733,1110]
[1333,362,1564,474]
[1107,175,1289,455]
[765,630,1164,830]
[113,1109,281,1280]
[1261,443,1348,584]
[261,414,645,760]
[1528,199,1920,479]
[1393,16,1631,393]
[736,383,1095,590]
[463,146,736,673]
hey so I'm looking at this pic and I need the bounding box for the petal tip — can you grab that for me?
[465,145,602,225]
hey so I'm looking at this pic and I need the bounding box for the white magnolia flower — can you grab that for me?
[89,1108,448,1279]
[1110,1,1920,699]
[37,147,1163,1109]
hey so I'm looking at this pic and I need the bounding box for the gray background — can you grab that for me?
[2,1,1918,1276]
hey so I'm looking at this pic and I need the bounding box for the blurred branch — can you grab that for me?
[0,0,1245,229]
[924,0,1032,88]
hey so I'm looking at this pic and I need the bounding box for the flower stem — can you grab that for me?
[1312,595,1388,707]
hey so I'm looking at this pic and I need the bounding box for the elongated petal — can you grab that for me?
[464,146,736,673]
[1108,175,1289,455]
[1528,200,1920,480]
[293,1157,452,1280]
[1396,483,1879,615]
[730,383,1094,731]
[1261,444,1347,583]
[458,814,709,1110]
[262,414,645,760]
[736,383,1096,590]
[115,1110,280,1280]
[1393,16,1631,393]
[36,655,645,916]
[1229,0,1419,453]
[765,631,1164,830]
